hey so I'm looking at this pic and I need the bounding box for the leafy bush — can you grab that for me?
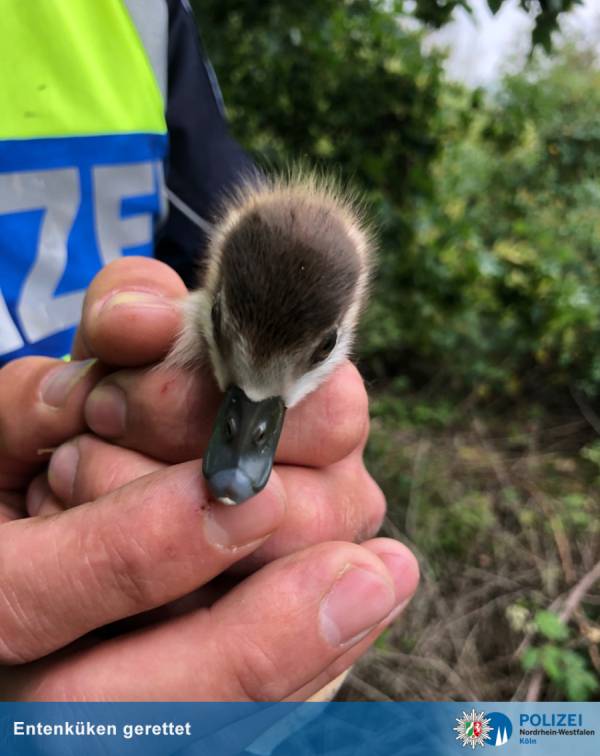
[191,1,600,703]
[363,48,600,397]
[193,0,443,199]
[194,2,600,399]
[522,611,598,701]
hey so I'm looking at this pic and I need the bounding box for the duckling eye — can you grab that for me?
[310,329,338,366]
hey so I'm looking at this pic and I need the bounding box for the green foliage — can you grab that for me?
[370,377,461,427]
[193,0,443,203]
[191,2,600,399]
[364,47,600,397]
[518,541,599,702]
[580,441,600,477]
[522,644,598,701]
[534,610,569,641]
[192,3,600,702]
[193,0,453,386]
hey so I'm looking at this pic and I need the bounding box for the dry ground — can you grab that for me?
[340,394,600,701]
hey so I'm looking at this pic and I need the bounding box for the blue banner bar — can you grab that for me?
[0,702,599,755]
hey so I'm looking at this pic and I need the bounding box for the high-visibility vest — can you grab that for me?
[0,0,251,364]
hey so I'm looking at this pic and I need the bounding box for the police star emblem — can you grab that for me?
[454,709,492,748]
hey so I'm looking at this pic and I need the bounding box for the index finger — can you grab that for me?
[71,256,188,366]
[0,461,286,665]
[83,361,369,468]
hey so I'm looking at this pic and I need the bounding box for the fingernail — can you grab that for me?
[48,443,79,503]
[319,566,396,647]
[40,359,97,408]
[85,384,126,437]
[204,482,286,549]
[100,291,175,314]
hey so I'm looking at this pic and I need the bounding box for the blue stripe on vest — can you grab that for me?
[0,133,168,364]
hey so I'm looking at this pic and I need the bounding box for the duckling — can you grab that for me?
[167,171,374,505]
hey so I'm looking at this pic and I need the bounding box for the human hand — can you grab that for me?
[3,458,417,699]
[0,370,417,699]
[46,257,387,570]
[0,257,419,700]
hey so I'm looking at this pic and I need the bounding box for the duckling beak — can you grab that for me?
[203,385,286,505]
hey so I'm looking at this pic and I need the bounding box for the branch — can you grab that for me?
[525,559,600,702]
[559,560,600,624]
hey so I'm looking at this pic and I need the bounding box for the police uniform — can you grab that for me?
[0,0,252,365]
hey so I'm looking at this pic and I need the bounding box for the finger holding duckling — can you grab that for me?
[82,359,367,469]
[48,171,384,558]
[45,391,384,568]
[71,255,187,366]
[73,170,374,507]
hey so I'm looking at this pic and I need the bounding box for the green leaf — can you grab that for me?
[531,16,554,53]
[487,0,503,13]
[535,610,570,642]
[566,669,599,701]
[540,643,562,680]
[521,647,540,672]
[562,650,600,701]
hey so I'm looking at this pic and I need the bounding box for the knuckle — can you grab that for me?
[303,482,336,542]
[325,456,386,543]
[106,542,155,611]
[84,515,156,612]
[334,461,387,542]
[223,633,289,702]
[73,435,123,500]
[0,582,43,665]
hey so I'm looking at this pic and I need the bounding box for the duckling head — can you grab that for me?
[169,173,374,505]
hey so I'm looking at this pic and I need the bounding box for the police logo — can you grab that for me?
[454,710,513,748]
[454,709,492,748]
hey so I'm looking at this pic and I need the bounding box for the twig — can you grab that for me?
[525,559,600,701]
[558,560,600,623]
